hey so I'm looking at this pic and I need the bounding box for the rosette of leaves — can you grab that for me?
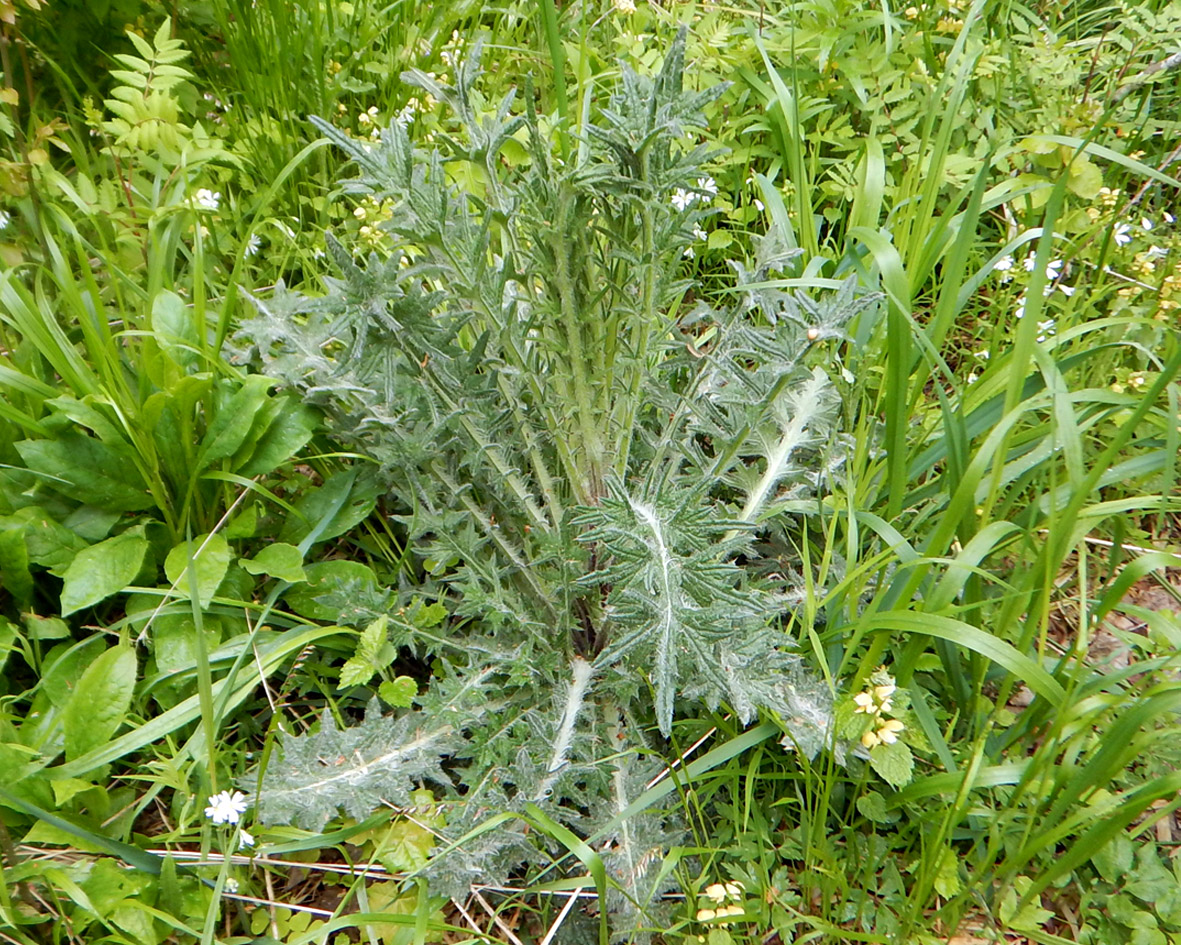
[234,30,878,931]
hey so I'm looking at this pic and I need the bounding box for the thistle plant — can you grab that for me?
[233,31,876,931]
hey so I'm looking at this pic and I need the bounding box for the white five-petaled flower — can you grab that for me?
[238,828,255,849]
[1113,222,1133,246]
[696,176,718,197]
[205,790,249,825]
[671,188,695,212]
[195,188,221,212]
[244,234,261,257]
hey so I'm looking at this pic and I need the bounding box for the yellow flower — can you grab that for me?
[878,719,905,745]
[703,884,728,904]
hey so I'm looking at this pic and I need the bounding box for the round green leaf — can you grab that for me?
[164,533,233,609]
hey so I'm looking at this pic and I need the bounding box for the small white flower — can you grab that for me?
[995,254,1014,271]
[1113,222,1133,245]
[967,372,979,385]
[877,719,905,745]
[1141,217,1153,231]
[395,101,418,126]
[692,224,708,242]
[1014,295,1027,319]
[1165,212,1176,225]
[238,828,255,849]
[1036,318,1056,343]
[244,234,261,257]
[224,877,240,894]
[205,790,249,825]
[697,176,718,198]
[671,188,696,212]
[0,210,10,230]
[1146,245,1169,259]
[194,189,220,212]
[753,198,765,212]
[613,0,637,12]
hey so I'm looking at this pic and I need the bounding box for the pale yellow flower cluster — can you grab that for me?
[695,880,744,935]
[853,668,905,750]
[353,195,395,247]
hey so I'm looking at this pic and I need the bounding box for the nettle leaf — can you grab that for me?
[379,677,417,708]
[339,615,394,689]
[61,531,149,616]
[869,740,914,789]
[249,700,457,831]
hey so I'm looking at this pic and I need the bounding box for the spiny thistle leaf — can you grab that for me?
[247,700,458,831]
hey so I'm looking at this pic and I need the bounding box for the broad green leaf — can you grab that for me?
[0,616,15,675]
[282,559,380,621]
[4,506,89,572]
[240,542,306,583]
[196,375,274,469]
[279,468,380,546]
[234,397,317,477]
[63,644,137,765]
[0,527,32,606]
[17,434,154,511]
[60,531,149,616]
[164,533,233,609]
[26,614,70,640]
[40,637,107,708]
[151,289,198,367]
[869,740,914,789]
[151,614,223,675]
